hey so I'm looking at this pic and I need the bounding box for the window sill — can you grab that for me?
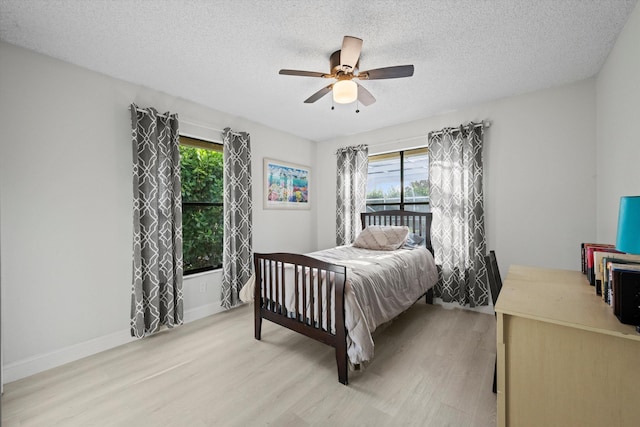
[183,268,222,279]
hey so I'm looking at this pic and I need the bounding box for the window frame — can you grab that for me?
[179,135,224,276]
[366,147,429,212]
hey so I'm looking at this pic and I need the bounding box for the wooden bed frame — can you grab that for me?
[253,210,434,385]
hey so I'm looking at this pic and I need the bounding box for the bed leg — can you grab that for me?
[254,306,262,341]
[336,347,348,385]
[425,288,434,305]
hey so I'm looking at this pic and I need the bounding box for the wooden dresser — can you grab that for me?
[495,265,640,427]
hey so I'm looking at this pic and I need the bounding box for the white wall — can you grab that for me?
[596,1,640,242]
[316,79,598,276]
[0,41,316,382]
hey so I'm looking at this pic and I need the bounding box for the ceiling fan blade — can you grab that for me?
[340,36,363,70]
[359,65,414,80]
[357,83,376,106]
[279,69,328,78]
[304,84,333,103]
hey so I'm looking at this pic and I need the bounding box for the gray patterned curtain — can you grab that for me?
[130,104,183,337]
[336,144,368,246]
[429,123,488,307]
[221,128,252,309]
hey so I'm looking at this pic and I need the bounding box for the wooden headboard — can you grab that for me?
[360,210,433,252]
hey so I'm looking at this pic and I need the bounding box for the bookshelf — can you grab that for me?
[495,265,640,427]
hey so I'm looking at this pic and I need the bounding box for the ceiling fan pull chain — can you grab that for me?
[355,99,360,113]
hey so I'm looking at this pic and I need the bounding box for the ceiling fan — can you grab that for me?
[279,36,414,108]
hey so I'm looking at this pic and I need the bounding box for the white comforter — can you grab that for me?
[241,245,438,365]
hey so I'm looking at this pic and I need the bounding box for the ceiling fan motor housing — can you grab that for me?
[330,50,359,75]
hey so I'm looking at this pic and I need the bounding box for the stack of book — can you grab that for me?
[581,243,640,325]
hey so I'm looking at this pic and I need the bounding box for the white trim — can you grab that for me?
[2,296,472,384]
[179,119,224,144]
[2,294,225,384]
[183,267,222,280]
[3,329,135,383]
[3,299,229,384]
[179,130,223,145]
[369,135,427,150]
[183,301,227,323]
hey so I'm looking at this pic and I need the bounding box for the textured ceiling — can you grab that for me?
[0,0,637,142]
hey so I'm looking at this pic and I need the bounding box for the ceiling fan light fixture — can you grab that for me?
[333,80,358,104]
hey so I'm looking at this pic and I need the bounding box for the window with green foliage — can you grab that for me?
[366,147,429,212]
[180,136,224,275]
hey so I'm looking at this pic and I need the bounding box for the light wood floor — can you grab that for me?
[1,303,496,426]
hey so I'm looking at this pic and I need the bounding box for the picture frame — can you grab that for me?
[264,158,310,210]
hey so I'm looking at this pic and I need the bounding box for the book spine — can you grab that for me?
[604,262,609,304]
[608,266,613,306]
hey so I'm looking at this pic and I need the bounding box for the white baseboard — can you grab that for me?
[1,297,484,385]
[3,329,135,384]
[3,302,225,384]
[183,301,225,323]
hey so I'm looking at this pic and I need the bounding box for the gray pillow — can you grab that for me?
[404,233,425,249]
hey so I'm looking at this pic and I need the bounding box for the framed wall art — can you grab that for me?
[264,158,310,210]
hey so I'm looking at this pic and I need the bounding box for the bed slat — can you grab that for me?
[302,265,308,324]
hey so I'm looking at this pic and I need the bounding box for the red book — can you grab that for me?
[584,244,616,286]
[582,243,614,274]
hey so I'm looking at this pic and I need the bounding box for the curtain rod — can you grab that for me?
[428,121,490,138]
[368,121,491,151]
[133,107,177,120]
[132,107,245,137]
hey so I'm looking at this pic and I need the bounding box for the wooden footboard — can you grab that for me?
[253,252,349,384]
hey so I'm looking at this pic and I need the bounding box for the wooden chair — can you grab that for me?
[486,250,502,306]
[485,250,502,393]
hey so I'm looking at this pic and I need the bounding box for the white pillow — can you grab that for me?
[352,225,410,251]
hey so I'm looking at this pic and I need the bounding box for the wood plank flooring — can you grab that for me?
[1,302,496,426]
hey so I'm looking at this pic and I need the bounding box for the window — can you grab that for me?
[366,147,429,212]
[180,135,224,275]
